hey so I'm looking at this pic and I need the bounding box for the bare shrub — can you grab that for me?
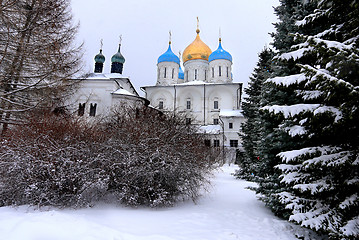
[0,107,219,208]
[102,107,219,207]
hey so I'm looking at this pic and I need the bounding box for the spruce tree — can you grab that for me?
[260,0,359,238]
[237,48,274,179]
[252,0,318,219]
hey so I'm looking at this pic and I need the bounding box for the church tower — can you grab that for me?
[208,36,233,83]
[111,38,125,74]
[182,20,212,83]
[156,32,180,85]
[94,41,105,73]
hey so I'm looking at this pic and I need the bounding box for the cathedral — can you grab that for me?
[69,23,245,151]
[141,24,245,149]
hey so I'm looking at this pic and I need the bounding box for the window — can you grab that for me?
[219,66,222,76]
[159,101,164,109]
[186,71,188,81]
[186,100,191,110]
[186,118,191,125]
[229,122,233,129]
[205,70,207,80]
[204,139,211,147]
[212,67,214,78]
[213,139,220,147]
[194,69,198,80]
[230,140,238,148]
[214,100,219,109]
[227,67,229,77]
[89,103,97,117]
[172,68,174,79]
[78,103,85,116]
[164,67,167,78]
[213,118,219,125]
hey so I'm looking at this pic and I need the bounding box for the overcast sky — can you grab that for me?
[71,0,279,96]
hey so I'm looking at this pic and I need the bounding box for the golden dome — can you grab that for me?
[182,29,212,63]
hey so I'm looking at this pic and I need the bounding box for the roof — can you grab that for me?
[197,125,222,134]
[158,44,180,65]
[219,109,243,117]
[112,88,135,96]
[209,41,232,62]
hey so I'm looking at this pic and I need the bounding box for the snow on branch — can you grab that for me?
[261,104,320,118]
[266,73,307,87]
[290,206,341,232]
[340,216,359,237]
[293,181,331,194]
[277,146,332,163]
[278,47,314,60]
[339,194,358,210]
[303,150,351,168]
[285,125,307,137]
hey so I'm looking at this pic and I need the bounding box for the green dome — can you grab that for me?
[94,49,105,63]
[111,45,125,63]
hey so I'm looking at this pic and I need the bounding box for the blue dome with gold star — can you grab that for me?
[158,44,180,65]
[209,40,232,62]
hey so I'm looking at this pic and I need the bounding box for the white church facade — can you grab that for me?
[142,26,245,149]
[67,42,148,118]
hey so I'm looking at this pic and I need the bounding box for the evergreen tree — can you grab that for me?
[260,0,359,238]
[237,48,274,179]
[252,0,318,219]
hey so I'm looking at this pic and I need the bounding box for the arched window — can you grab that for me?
[164,67,167,78]
[214,100,219,109]
[212,67,214,78]
[227,67,229,77]
[172,68,174,79]
[205,70,207,80]
[219,66,222,76]
[186,99,191,110]
[89,103,97,117]
[159,101,164,109]
[78,103,85,116]
[194,69,198,80]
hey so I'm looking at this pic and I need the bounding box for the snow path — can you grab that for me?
[0,165,300,240]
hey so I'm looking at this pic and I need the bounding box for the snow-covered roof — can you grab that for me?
[219,109,243,117]
[177,80,207,86]
[112,88,135,96]
[85,73,130,80]
[197,125,221,134]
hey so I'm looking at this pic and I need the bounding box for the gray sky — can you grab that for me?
[71,0,279,96]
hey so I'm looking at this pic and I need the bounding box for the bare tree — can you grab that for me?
[0,0,83,134]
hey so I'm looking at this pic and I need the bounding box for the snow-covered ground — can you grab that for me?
[0,165,308,240]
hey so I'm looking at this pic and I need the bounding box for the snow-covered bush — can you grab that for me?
[0,114,109,208]
[101,107,218,207]
[0,108,218,208]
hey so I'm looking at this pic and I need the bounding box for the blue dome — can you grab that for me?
[94,49,105,63]
[158,44,180,65]
[178,65,184,79]
[111,45,125,63]
[208,41,232,62]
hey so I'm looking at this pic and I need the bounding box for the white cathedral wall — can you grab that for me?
[68,76,144,117]
[209,59,232,83]
[145,83,241,124]
[69,79,117,117]
[183,59,209,82]
[157,62,179,86]
[147,87,175,110]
